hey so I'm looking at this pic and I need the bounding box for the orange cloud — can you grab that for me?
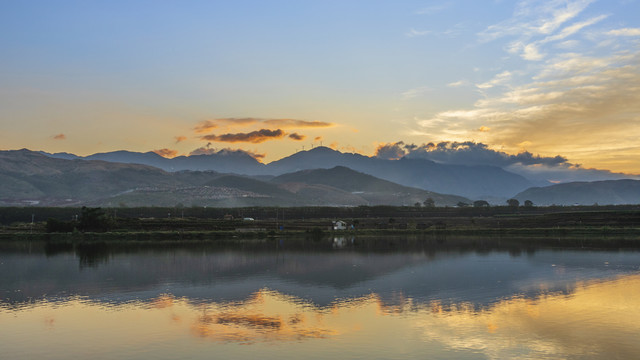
[201,129,285,143]
[194,120,218,133]
[153,148,179,158]
[195,118,333,134]
[263,119,333,128]
[175,136,187,143]
[314,136,323,141]
[288,133,305,141]
[195,118,260,133]
[52,134,66,140]
[478,126,491,132]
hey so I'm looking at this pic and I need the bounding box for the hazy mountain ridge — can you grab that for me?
[1,149,468,207]
[13,148,640,206]
[41,147,535,198]
[514,179,640,206]
[44,149,265,174]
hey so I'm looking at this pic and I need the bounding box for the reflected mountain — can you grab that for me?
[2,237,639,310]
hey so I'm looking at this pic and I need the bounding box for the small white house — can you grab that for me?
[332,220,347,230]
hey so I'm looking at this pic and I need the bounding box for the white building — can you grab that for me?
[332,220,347,230]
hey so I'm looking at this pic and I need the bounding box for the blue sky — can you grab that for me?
[1,0,639,173]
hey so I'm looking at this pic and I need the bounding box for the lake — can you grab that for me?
[1,236,639,359]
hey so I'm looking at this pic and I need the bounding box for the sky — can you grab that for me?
[1,0,639,174]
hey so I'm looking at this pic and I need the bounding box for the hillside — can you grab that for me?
[514,179,640,205]
[1,149,468,207]
[271,166,470,206]
[0,150,180,205]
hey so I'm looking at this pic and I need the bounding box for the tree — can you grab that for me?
[473,200,490,208]
[414,202,422,207]
[46,218,76,233]
[524,200,534,207]
[457,202,470,208]
[79,207,114,232]
[507,199,520,207]
[423,197,435,208]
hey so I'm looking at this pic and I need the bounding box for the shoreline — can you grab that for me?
[2,226,640,243]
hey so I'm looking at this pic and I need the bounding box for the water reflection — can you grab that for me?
[1,237,640,359]
[2,276,639,359]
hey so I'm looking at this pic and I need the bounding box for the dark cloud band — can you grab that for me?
[201,129,285,143]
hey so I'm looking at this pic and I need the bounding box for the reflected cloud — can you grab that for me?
[189,290,340,344]
[412,274,640,359]
[2,272,640,358]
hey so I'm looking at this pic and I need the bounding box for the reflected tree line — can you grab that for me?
[40,234,640,270]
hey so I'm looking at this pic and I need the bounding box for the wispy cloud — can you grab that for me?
[52,133,66,140]
[447,80,468,87]
[405,29,432,38]
[480,0,595,42]
[193,120,218,133]
[201,129,286,143]
[195,118,332,134]
[401,86,431,99]
[174,136,187,143]
[479,0,599,61]
[507,13,609,61]
[607,27,640,36]
[476,71,512,89]
[263,119,333,128]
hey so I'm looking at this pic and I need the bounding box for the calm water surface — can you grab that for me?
[1,236,639,359]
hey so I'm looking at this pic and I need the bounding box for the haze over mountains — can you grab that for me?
[0,147,638,207]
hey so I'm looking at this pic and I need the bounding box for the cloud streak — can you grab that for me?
[201,129,285,143]
[52,134,66,140]
[607,28,640,37]
[193,120,218,133]
[262,119,333,128]
[195,118,333,134]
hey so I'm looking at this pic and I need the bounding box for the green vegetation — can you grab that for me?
[1,204,640,242]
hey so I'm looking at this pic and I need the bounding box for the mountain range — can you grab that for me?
[1,149,468,207]
[1,147,638,207]
[44,146,534,199]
